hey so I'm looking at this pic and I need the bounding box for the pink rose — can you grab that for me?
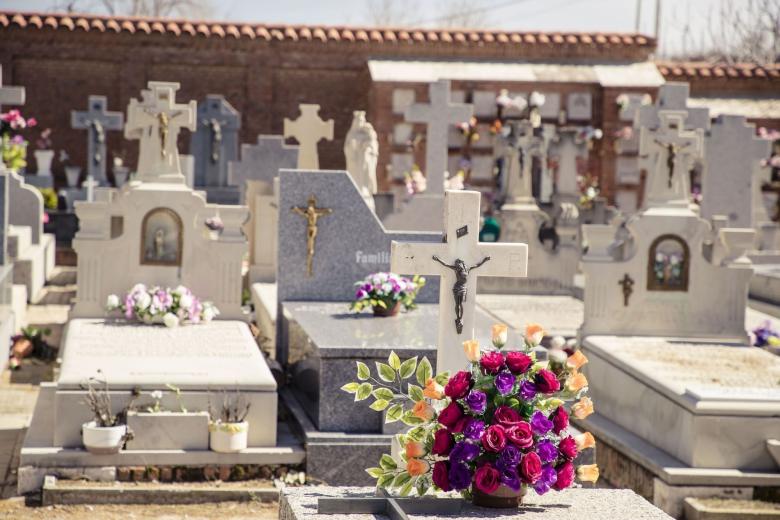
[505,422,533,449]
[438,402,464,429]
[481,424,507,452]
[520,452,542,484]
[551,406,569,434]
[553,462,575,490]
[535,369,561,394]
[479,351,505,374]
[444,370,473,399]
[493,405,523,427]
[558,435,578,460]
[474,464,501,495]
[432,429,454,456]
[505,351,533,374]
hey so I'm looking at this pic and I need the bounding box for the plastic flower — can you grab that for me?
[567,350,589,370]
[412,400,435,421]
[465,390,487,414]
[163,313,179,328]
[450,441,480,463]
[577,464,600,483]
[405,441,425,459]
[575,432,596,451]
[491,323,508,348]
[423,378,444,400]
[448,463,472,490]
[534,465,558,495]
[106,294,120,309]
[494,371,515,395]
[572,397,594,419]
[463,339,480,362]
[525,323,545,345]
[530,411,553,436]
[566,372,589,393]
[407,458,429,476]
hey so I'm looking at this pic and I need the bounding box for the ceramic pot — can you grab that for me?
[82,421,127,455]
[34,150,54,177]
[65,166,82,187]
[113,166,129,187]
[472,485,526,509]
[11,337,33,359]
[373,301,401,317]
[209,421,249,453]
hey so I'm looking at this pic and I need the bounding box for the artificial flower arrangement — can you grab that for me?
[106,284,219,328]
[577,173,600,210]
[404,165,427,196]
[751,320,780,353]
[350,272,426,317]
[342,323,598,507]
[0,109,37,172]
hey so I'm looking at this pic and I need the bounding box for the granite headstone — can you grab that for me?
[191,95,241,189]
[70,95,124,185]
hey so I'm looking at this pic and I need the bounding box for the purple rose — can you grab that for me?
[519,380,538,400]
[494,371,516,396]
[497,445,521,471]
[450,441,480,463]
[536,439,558,464]
[531,411,554,436]
[500,466,522,492]
[465,390,487,414]
[463,419,486,441]
[533,465,558,495]
[448,462,473,491]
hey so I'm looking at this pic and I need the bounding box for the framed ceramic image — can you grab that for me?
[140,207,183,266]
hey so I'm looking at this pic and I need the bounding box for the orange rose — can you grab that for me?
[491,324,508,348]
[574,432,596,451]
[423,378,444,400]
[566,372,589,393]
[407,458,430,477]
[525,323,545,345]
[463,339,480,362]
[405,441,425,459]
[567,350,589,370]
[576,464,599,483]
[572,397,594,420]
[412,400,435,421]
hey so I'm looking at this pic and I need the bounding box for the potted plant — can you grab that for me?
[106,284,219,328]
[350,272,425,317]
[0,109,36,172]
[208,390,251,453]
[343,323,599,508]
[9,326,52,367]
[34,128,54,177]
[80,373,133,455]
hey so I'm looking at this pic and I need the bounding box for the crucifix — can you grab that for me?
[81,175,98,202]
[404,80,473,195]
[292,195,333,277]
[192,95,241,187]
[0,66,25,113]
[639,110,702,209]
[71,95,124,185]
[284,104,334,170]
[502,120,542,206]
[618,273,634,307]
[124,81,197,184]
[391,190,528,375]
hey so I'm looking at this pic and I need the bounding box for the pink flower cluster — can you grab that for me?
[106,284,219,327]
[350,272,425,313]
[1,110,36,131]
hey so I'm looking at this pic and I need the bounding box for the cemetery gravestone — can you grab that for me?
[190,95,241,203]
[70,95,124,186]
[550,127,589,205]
[0,65,24,113]
[284,104,333,170]
[0,173,14,370]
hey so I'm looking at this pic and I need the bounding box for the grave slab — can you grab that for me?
[477,294,583,337]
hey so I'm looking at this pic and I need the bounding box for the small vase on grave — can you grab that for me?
[472,485,527,509]
[65,166,82,187]
[34,149,54,177]
[372,301,401,317]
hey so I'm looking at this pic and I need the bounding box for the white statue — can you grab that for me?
[344,111,379,210]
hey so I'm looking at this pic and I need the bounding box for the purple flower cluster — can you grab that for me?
[350,272,424,312]
[107,284,219,328]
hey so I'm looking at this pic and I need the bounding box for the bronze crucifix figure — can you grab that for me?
[432,255,491,334]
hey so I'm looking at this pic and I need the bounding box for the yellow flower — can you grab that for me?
[574,432,596,451]
[566,372,589,393]
[577,464,600,483]
[491,324,508,348]
[769,336,780,347]
[405,441,425,459]
[407,458,430,476]
[423,378,444,400]
[412,400,435,421]
[463,339,480,362]
[525,323,545,345]
[572,397,594,420]
[567,350,589,370]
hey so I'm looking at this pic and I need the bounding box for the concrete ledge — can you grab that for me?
[684,497,780,520]
[252,282,277,348]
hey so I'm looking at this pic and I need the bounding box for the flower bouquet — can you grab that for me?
[751,320,780,354]
[342,323,598,507]
[1,109,36,172]
[106,284,219,328]
[350,272,425,317]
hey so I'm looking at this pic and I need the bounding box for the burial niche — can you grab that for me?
[646,234,689,291]
[140,207,183,266]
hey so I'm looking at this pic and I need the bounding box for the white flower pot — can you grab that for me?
[65,166,82,187]
[209,421,248,453]
[82,421,126,454]
[34,150,54,177]
[113,166,129,187]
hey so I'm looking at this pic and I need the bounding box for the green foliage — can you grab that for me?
[0,134,27,172]
[36,187,58,210]
[399,357,418,379]
[415,358,432,386]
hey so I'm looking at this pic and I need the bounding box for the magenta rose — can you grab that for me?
[558,435,578,460]
[438,402,464,429]
[505,422,533,449]
[452,416,470,434]
[493,405,523,427]
[505,351,533,374]
[481,424,507,453]
[535,369,561,394]
[432,429,454,456]
[553,462,575,490]
[520,451,543,484]
[432,461,451,491]
[444,370,473,399]
[474,464,501,495]
[551,406,569,434]
[479,351,505,375]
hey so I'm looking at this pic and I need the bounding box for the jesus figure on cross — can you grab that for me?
[431,255,491,334]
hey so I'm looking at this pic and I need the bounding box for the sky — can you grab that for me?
[0,0,736,57]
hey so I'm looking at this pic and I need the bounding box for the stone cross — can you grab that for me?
[550,127,589,204]
[71,95,124,185]
[284,104,334,170]
[700,115,771,228]
[191,95,241,188]
[81,175,98,202]
[0,66,24,112]
[229,135,299,202]
[503,120,541,205]
[635,82,710,131]
[639,111,703,209]
[405,80,473,196]
[124,81,197,184]
[391,190,528,375]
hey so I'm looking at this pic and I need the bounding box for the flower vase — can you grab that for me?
[472,485,526,509]
[113,166,129,187]
[34,150,54,177]
[209,421,249,453]
[372,301,401,317]
[65,166,82,187]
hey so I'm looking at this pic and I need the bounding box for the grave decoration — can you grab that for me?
[349,272,425,317]
[1,108,36,172]
[80,373,133,455]
[341,324,597,508]
[106,284,219,328]
[751,320,780,355]
[208,389,251,453]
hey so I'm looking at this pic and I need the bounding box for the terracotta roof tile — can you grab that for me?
[256,26,270,40]
[341,29,354,42]
[496,33,508,43]
[226,24,240,38]
[75,17,90,31]
[106,18,120,32]
[166,21,180,36]
[369,29,382,42]
[60,16,74,30]
[283,26,297,41]
[28,14,42,28]
[195,23,209,37]
[313,27,327,41]
[136,20,151,33]
[11,13,26,27]
[655,61,780,81]
[0,14,8,28]
[327,28,340,41]
[150,21,164,34]
[240,24,254,39]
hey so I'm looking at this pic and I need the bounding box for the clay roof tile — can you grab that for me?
[150,21,165,34]
[195,23,210,37]
[0,14,8,28]
[226,25,240,38]
[483,32,494,43]
[523,33,535,43]
[369,29,382,42]
[106,18,120,32]
[426,31,439,42]
[11,13,27,28]
[608,34,621,44]
[270,28,284,40]
[75,17,90,31]
[565,34,578,44]
[165,21,180,36]
[454,32,466,43]
[580,34,593,44]
[398,30,410,42]
[298,27,311,40]
[551,34,564,44]
[136,20,151,34]
[60,16,75,30]
[283,27,297,40]
[240,25,254,39]
[256,27,270,40]
[383,30,396,42]
[537,33,550,43]
[497,33,509,43]
[28,14,43,28]
[355,29,369,42]
[327,28,340,41]
[595,34,607,44]
[341,29,354,41]
[312,27,327,41]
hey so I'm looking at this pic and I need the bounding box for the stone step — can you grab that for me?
[45,266,77,288]
[7,225,32,259]
[684,497,780,519]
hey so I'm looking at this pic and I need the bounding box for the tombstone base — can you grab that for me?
[200,186,241,205]
[749,264,780,304]
[8,227,55,302]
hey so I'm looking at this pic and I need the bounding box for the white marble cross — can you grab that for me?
[550,127,589,203]
[71,95,124,185]
[391,190,528,375]
[81,175,98,202]
[639,110,703,208]
[0,66,24,112]
[284,104,334,170]
[124,81,197,184]
[503,120,541,205]
[405,80,473,195]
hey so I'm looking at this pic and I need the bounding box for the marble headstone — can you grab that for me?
[191,95,241,189]
[70,95,124,185]
[284,104,333,170]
